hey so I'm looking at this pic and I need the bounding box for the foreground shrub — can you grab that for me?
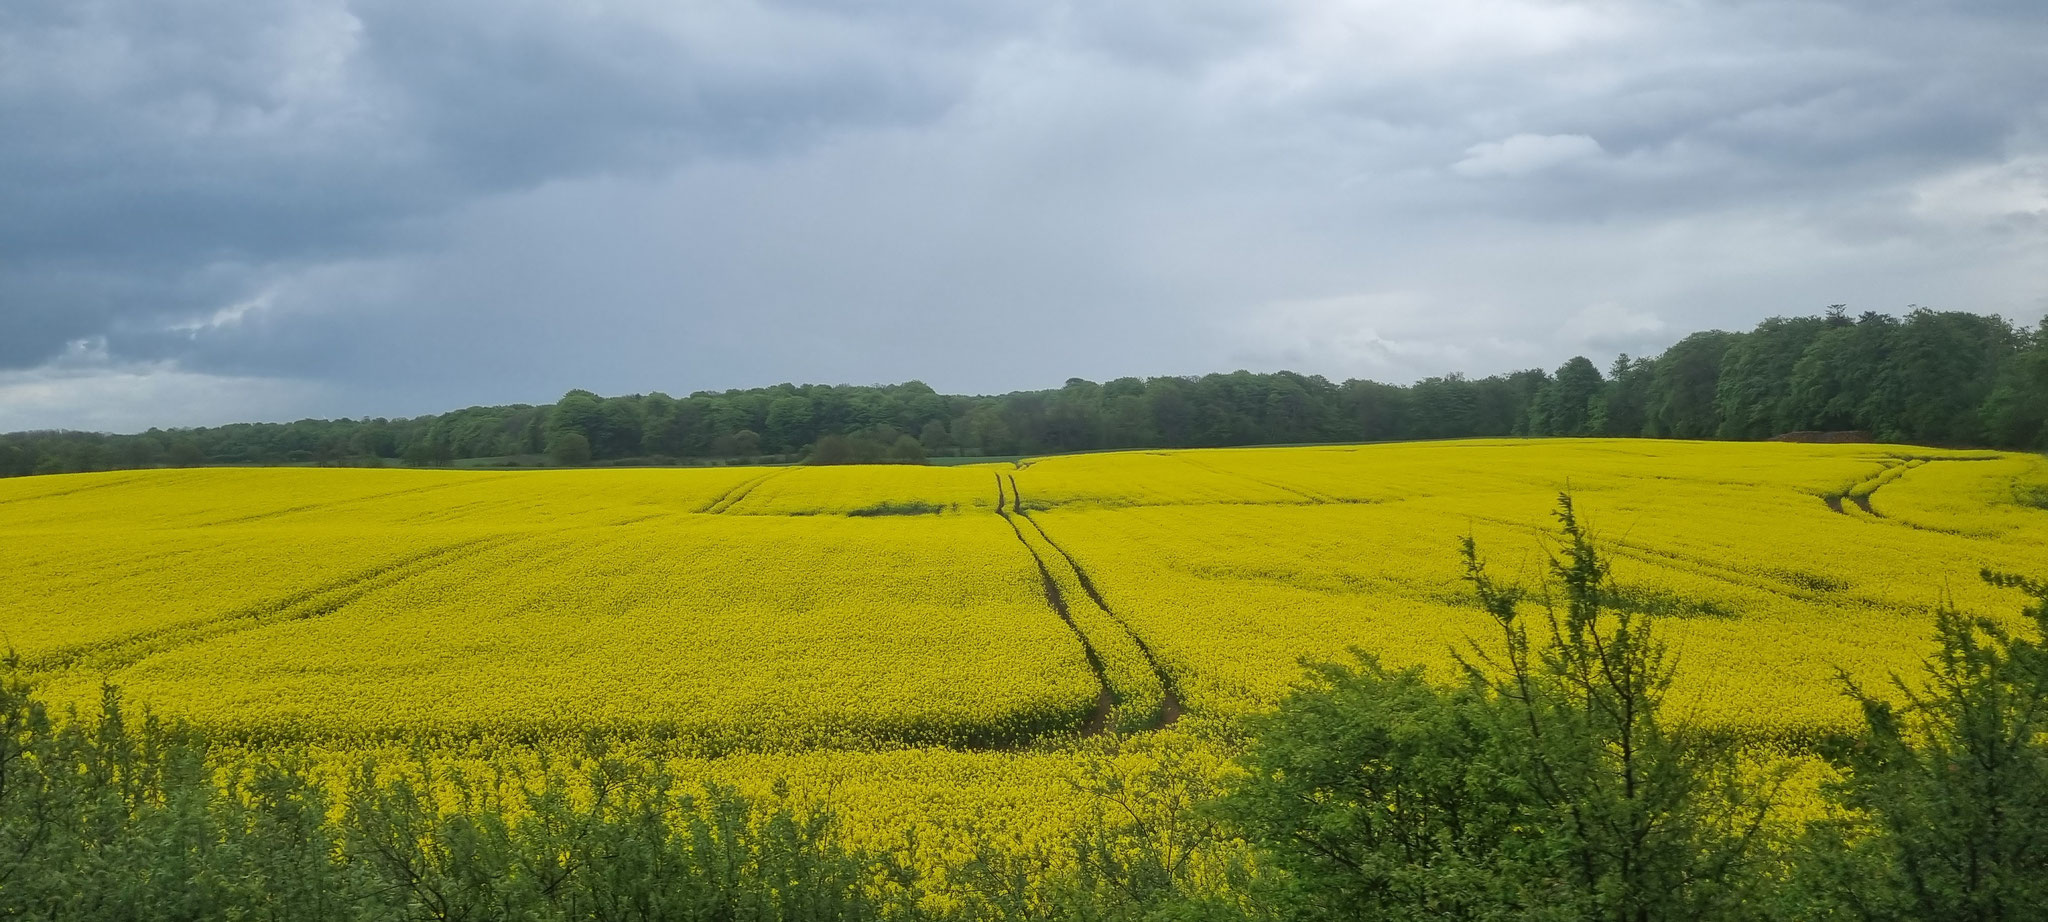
[1792,571,2048,922]
[1215,495,1779,922]
[0,666,882,921]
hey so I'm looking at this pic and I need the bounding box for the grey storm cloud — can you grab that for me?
[0,0,984,366]
[2,0,2045,431]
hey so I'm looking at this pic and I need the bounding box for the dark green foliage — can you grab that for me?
[1215,496,1777,921]
[1792,571,2048,921]
[1718,315,1831,439]
[0,661,1260,922]
[1787,311,1899,434]
[766,396,818,452]
[0,667,884,921]
[1531,355,1606,436]
[1644,330,1736,438]
[891,434,929,463]
[338,764,876,922]
[1213,658,1513,919]
[805,427,929,465]
[941,733,1264,922]
[846,501,946,516]
[1597,354,1656,437]
[4,306,2037,478]
[808,433,860,465]
[1983,319,2048,449]
[1888,310,2014,445]
[546,430,593,465]
[1211,496,2048,922]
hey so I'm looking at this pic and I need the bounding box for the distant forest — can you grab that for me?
[6,306,2047,477]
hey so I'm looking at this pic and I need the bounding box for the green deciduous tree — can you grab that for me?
[1983,320,2048,449]
[767,396,817,453]
[1717,315,1830,438]
[9,306,2047,481]
[1532,356,1605,436]
[1888,309,2016,445]
[547,431,592,465]
[1644,330,1735,438]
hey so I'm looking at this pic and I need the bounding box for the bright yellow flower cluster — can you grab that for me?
[5,440,2043,747]
[1009,439,2048,742]
[2,468,1100,749]
[5,438,2046,875]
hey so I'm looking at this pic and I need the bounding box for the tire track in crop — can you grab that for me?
[1172,452,1390,507]
[1821,455,1996,520]
[27,533,532,673]
[0,471,163,507]
[1837,459,1907,518]
[995,473,1115,735]
[193,477,493,527]
[1851,457,2015,536]
[1173,454,1333,504]
[1461,510,1861,604]
[1012,476,1185,728]
[698,469,785,514]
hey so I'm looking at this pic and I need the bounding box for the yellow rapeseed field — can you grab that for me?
[4,438,2045,868]
[1013,439,2045,741]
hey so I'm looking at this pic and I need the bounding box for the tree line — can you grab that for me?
[6,306,2046,477]
[4,498,2043,920]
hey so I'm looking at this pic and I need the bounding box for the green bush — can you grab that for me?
[0,666,882,921]
[1791,571,2048,921]
[1214,495,1777,922]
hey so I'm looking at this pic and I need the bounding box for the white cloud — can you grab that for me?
[1559,301,1667,352]
[0,341,325,432]
[1226,292,1510,381]
[1453,133,1606,177]
[1911,154,2048,227]
[166,287,280,335]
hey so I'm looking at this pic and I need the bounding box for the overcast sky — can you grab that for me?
[3,0,2045,432]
